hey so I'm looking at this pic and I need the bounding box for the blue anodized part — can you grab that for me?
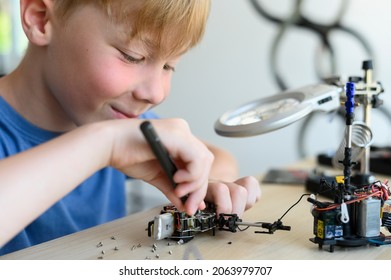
[345,82,355,115]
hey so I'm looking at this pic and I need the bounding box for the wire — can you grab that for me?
[278,193,311,221]
[238,193,311,233]
[312,180,391,211]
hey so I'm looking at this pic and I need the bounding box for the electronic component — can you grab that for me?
[307,82,390,252]
[151,212,175,240]
[382,200,391,232]
[147,204,291,242]
[308,178,388,252]
[357,198,381,237]
[148,205,217,242]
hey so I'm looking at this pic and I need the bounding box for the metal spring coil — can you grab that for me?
[332,121,373,169]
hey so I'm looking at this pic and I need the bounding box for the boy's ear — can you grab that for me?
[20,0,54,46]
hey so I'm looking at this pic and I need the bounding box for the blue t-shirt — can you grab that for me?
[0,96,158,255]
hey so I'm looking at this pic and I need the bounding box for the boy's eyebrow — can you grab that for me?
[140,37,157,57]
[137,35,187,60]
[120,36,155,59]
[140,36,157,50]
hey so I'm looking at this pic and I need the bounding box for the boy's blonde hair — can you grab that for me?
[53,0,211,58]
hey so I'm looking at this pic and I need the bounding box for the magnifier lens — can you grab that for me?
[215,84,341,137]
[225,98,300,126]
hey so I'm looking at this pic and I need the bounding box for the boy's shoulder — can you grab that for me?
[0,96,61,157]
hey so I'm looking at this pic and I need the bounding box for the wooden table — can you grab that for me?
[2,159,391,260]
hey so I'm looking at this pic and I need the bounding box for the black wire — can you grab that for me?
[234,193,311,232]
[237,226,250,231]
[278,193,311,221]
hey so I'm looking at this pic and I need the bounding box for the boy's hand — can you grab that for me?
[204,176,261,217]
[109,118,260,217]
[110,118,214,215]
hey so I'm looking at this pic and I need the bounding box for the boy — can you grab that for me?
[0,0,261,255]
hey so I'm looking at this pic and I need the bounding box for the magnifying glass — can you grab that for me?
[214,84,342,137]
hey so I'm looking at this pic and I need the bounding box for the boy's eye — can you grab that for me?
[163,64,175,72]
[119,50,144,64]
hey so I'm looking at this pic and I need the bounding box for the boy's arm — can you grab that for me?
[204,142,239,181]
[0,119,214,246]
[0,122,113,246]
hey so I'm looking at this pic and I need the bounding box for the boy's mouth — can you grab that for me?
[111,107,138,119]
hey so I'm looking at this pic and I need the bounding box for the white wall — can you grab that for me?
[154,0,391,177]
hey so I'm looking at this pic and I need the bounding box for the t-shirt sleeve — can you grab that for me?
[139,110,160,120]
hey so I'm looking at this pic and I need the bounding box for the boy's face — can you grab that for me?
[44,4,180,127]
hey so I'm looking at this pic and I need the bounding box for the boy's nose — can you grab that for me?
[133,72,167,105]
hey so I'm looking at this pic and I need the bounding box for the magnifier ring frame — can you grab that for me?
[215,91,312,137]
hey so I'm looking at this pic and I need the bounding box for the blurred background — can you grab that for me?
[155,0,391,177]
[2,0,391,212]
[0,0,26,75]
